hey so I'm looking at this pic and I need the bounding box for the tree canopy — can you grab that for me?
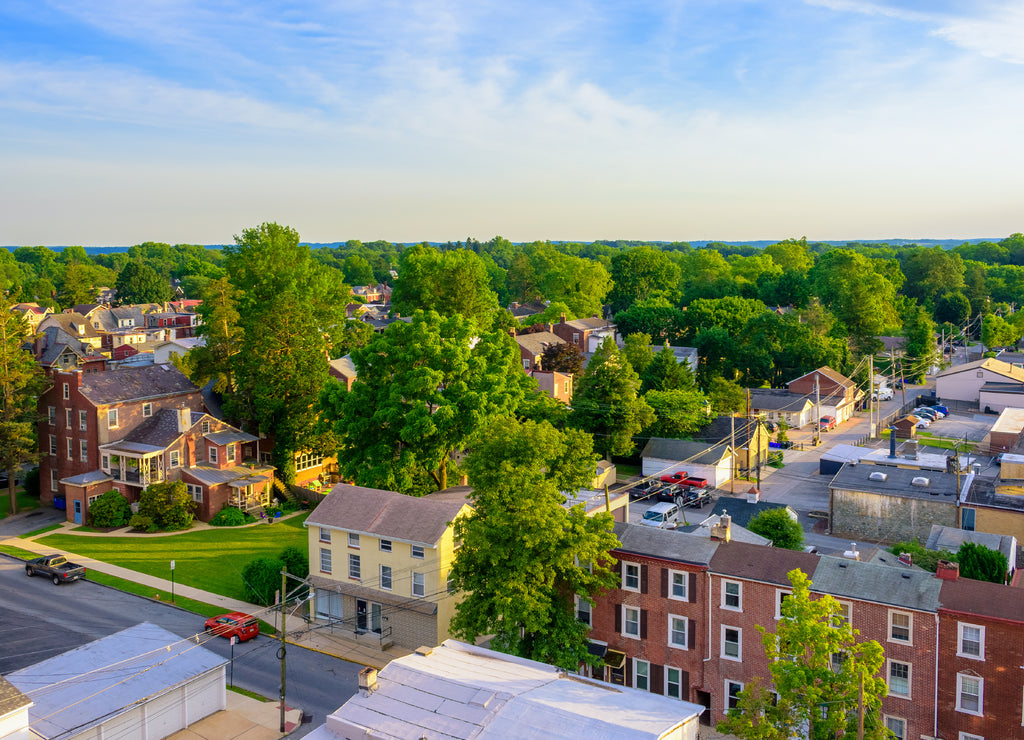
[0,306,46,515]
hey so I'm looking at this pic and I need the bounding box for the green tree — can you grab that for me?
[180,277,242,394]
[138,480,194,531]
[899,247,966,305]
[448,416,619,671]
[764,237,813,274]
[956,542,1007,584]
[641,343,696,393]
[707,377,745,414]
[115,261,172,304]
[935,291,972,325]
[241,556,287,605]
[981,313,1018,349]
[321,311,529,494]
[0,307,46,515]
[570,337,654,458]
[87,489,132,528]
[809,249,899,349]
[342,254,375,286]
[540,341,584,375]
[607,247,681,313]
[643,388,710,438]
[57,261,94,308]
[746,508,804,550]
[621,333,654,374]
[718,569,889,740]
[278,545,310,580]
[391,245,498,327]
[613,298,685,342]
[224,223,349,482]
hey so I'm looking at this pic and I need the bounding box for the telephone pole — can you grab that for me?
[279,569,288,733]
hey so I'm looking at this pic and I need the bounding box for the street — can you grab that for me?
[0,554,361,737]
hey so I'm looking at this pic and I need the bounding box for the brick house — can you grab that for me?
[551,315,617,353]
[786,366,863,425]
[305,483,471,651]
[936,564,1024,740]
[512,330,566,372]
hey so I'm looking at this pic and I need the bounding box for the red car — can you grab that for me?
[819,416,837,431]
[660,471,688,484]
[205,612,260,642]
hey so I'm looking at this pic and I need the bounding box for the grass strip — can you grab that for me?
[228,685,272,702]
[0,544,42,559]
[20,523,62,538]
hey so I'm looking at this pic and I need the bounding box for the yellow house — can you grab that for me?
[305,483,471,651]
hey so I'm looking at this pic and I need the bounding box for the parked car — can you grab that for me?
[628,480,658,500]
[764,420,779,432]
[913,408,938,421]
[205,612,260,642]
[679,476,709,490]
[660,471,688,484]
[679,486,710,508]
[872,387,894,401]
[657,483,683,502]
[930,405,950,415]
[819,416,837,431]
[915,419,931,428]
[639,502,682,529]
[25,554,86,585]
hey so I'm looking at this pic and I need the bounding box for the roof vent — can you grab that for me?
[869,471,888,482]
[911,476,930,487]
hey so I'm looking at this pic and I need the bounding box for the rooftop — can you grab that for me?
[709,539,820,586]
[936,357,1024,383]
[79,364,199,405]
[829,463,961,502]
[810,555,942,612]
[613,521,719,566]
[641,437,731,465]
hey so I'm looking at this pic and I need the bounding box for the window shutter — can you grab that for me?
[613,559,621,576]
[651,664,664,695]
[688,619,696,650]
[614,604,621,633]
[681,670,690,699]
[640,609,648,639]
[689,573,697,603]
[641,564,649,594]
[625,657,633,688]
[661,568,669,598]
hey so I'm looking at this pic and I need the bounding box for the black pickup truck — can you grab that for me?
[25,554,86,585]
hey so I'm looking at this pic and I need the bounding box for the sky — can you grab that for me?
[1,0,1023,246]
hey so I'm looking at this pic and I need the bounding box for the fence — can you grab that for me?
[287,484,328,509]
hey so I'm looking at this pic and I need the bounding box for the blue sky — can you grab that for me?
[2,0,1022,246]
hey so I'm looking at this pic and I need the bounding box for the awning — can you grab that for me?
[604,649,626,669]
[587,641,607,659]
[227,475,270,488]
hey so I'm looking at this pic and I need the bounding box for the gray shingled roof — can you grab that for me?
[613,521,718,565]
[514,330,566,356]
[810,555,942,612]
[692,416,760,446]
[306,483,471,546]
[746,388,814,413]
[641,438,731,465]
[60,471,114,487]
[80,364,198,405]
[185,463,274,486]
[205,429,259,445]
[115,409,187,449]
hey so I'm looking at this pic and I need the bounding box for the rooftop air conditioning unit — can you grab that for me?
[868,471,888,482]
[911,476,930,487]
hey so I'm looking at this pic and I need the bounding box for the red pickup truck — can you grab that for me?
[660,471,688,483]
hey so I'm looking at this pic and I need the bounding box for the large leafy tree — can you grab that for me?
[180,277,242,394]
[719,569,888,740]
[540,341,584,375]
[57,261,95,308]
[448,416,619,670]
[115,260,172,304]
[642,388,709,438]
[607,247,681,313]
[322,310,530,495]
[223,222,349,482]
[570,337,654,458]
[614,297,685,342]
[641,343,696,393]
[746,509,804,550]
[0,307,46,514]
[391,245,498,327]
[808,250,899,349]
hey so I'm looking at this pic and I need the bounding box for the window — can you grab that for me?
[411,544,424,559]
[665,667,683,700]
[79,439,87,462]
[776,589,792,620]
[623,606,640,638]
[50,468,58,492]
[380,565,392,591]
[65,408,72,428]
[575,595,592,626]
[348,532,360,548]
[319,527,331,543]
[208,445,218,463]
[956,674,983,715]
[412,572,425,597]
[723,580,742,610]
[66,438,73,460]
[726,680,744,711]
[349,554,361,580]
[669,570,688,601]
[63,383,69,400]
[447,571,456,594]
[833,601,851,627]
[107,409,118,428]
[889,611,912,643]
[722,626,741,660]
[227,443,236,463]
[379,539,392,552]
[634,660,649,691]
[623,563,640,591]
[883,717,906,740]
[888,660,910,698]
[48,406,55,425]
[79,410,87,431]
[320,548,332,574]
[186,484,202,503]
[143,402,152,418]
[669,615,688,649]
[101,455,109,469]
[522,359,530,370]
[958,734,983,740]
[201,420,210,434]
[169,450,180,468]
[958,623,984,659]
[49,434,56,456]
[961,507,976,531]
[295,450,324,471]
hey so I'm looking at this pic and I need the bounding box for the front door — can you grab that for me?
[356,599,367,632]
[73,500,82,524]
[370,602,382,634]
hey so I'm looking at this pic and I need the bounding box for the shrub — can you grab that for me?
[23,467,40,498]
[129,514,158,533]
[242,557,286,605]
[279,546,309,580]
[265,506,282,518]
[957,542,1008,584]
[281,499,300,513]
[138,480,194,531]
[747,508,804,550]
[890,540,954,572]
[210,507,248,527]
[89,489,132,528]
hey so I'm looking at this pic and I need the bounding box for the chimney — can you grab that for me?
[746,486,760,504]
[177,405,191,433]
[358,666,378,696]
[898,552,912,566]
[560,313,566,324]
[904,440,919,460]
[889,429,897,458]
[936,560,960,580]
[711,513,732,542]
[843,542,860,561]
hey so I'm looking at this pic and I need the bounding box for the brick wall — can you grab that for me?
[830,488,958,544]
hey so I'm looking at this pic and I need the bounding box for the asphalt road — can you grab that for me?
[0,553,362,736]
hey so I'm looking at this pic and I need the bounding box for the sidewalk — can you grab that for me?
[170,691,304,740]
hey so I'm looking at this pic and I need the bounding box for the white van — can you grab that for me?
[640,502,682,529]
[873,387,893,401]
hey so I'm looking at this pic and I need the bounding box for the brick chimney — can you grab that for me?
[358,666,378,696]
[711,513,732,542]
[936,560,960,580]
[898,552,912,566]
[177,405,191,433]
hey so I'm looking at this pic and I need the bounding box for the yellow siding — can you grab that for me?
[973,508,1024,542]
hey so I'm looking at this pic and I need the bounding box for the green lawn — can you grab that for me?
[880,429,974,451]
[36,513,310,602]
[0,489,39,519]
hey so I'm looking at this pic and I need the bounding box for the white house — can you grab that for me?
[935,358,1024,410]
[640,438,733,488]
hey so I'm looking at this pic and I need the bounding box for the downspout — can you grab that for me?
[933,613,939,739]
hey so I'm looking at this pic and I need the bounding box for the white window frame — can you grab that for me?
[186,483,202,503]
[669,614,688,649]
[63,383,69,400]
[380,564,392,591]
[669,569,689,601]
[575,595,592,626]
[65,408,72,428]
[143,402,152,418]
[412,571,425,597]
[49,434,57,456]
[169,449,180,468]
[722,580,742,611]
[208,445,218,464]
[887,659,911,699]
[66,438,73,460]
[833,600,852,628]
[411,544,424,559]
[883,716,906,740]
[107,408,118,428]
[622,606,640,639]
[50,468,59,492]
[48,406,55,425]
[634,659,650,691]
[957,622,985,660]
[956,674,983,716]
[227,443,236,463]
[319,547,331,574]
[348,553,360,580]
[79,439,87,462]
[721,625,742,661]
[201,420,210,433]
[79,410,87,431]
[725,680,744,711]
[665,667,683,700]
[379,539,392,552]
[888,610,912,644]
[775,588,793,620]
[319,527,331,543]
[958,733,983,740]
[623,563,640,592]
[348,532,360,548]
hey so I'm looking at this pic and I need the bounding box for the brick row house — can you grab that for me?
[587,520,1024,739]
[38,365,274,524]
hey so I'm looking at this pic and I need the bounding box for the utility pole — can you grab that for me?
[814,375,820,446]
[745,389,751,477]
[857,672,865,740]
[730,415,735,494]
[868,355,874,438]
[279,569,287,733]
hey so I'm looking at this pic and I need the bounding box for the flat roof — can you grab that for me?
[829,463,960,502]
